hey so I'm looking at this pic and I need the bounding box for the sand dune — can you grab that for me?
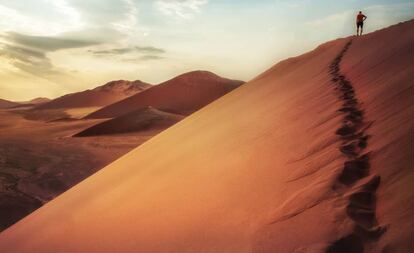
[19,97,51,105]
[7,98,51,109]
[0,99,19,109]
[85,71,244,119]
[0,20,413,253]
[74,107,184,137]
[35,80,151,110]
[27,97,50,104]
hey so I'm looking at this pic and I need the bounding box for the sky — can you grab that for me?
[0,0,413,101]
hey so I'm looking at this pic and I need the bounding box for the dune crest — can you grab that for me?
[84,70,244,119]
[35,80,151,110]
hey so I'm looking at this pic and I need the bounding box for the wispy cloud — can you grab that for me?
[4,32,100,51]
[155,0,208,20]
[111,0,140,34]
[89,44,166,64]
[90,46,165,55]
[0,43,59,76]
[0,32,102,77]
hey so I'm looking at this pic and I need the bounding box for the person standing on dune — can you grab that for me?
[356,11,367,36]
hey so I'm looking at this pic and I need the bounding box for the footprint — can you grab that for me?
[344,113,363,124]
[339,135,368,156]
[325,234,364,253]
[343,98,358,107]
[346,176,386,239]
[336,123,359,137]
[338,154,370,185]
[347,206,376,229]
[354,224,387,241]
[341,91,355,100]
[340,142,358,156]
[357,135,369,149]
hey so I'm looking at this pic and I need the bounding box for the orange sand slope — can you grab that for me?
[0,20,413,253]
[85,70,244,119]
[35,80,151,110]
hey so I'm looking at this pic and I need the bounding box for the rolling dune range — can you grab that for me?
[0,20,413,253]
[0,71,241,231]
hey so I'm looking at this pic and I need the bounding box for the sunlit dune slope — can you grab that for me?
[27,97,50,104]
[0,20,413,253]
[84,71,244,119]
[74,107,184,137]
[35,80,151,110]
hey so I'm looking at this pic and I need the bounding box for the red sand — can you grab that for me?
[85,71,244,119]
[0,21,413,253]
[35,80,151,110]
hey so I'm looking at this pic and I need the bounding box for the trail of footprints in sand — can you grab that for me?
[326,40,387,253]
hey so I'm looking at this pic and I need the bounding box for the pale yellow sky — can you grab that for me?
[0,0,413,101]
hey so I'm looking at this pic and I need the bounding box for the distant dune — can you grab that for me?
[26,97,51,105]
[35,80,151,110]
[0,20,413,253]
[7,97,51,109]
[84,71,244,119]
[0,99,19,109]
[74,107,184,137]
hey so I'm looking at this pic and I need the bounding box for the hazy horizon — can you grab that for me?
[1,0,413,101]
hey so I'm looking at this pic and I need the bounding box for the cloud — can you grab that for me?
[0,43,58,76]
[111,0,139,34]
[138,55,165,61]
[0,1,83,36]
[67,0,131,23]
[4,32,100,51]
[0,32,102,77]
[89,44,166,63]
[67,0,149,37]
[90,46,165,55]
[155,0,208,20]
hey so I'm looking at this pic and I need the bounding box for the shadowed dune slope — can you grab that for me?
[0,99,19,109]
[74,107,184,137]
[0,20,413,253]
[84,71,244,119]
[35,80,151,110]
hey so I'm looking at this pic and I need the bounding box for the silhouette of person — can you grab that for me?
[356,11,367,36]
